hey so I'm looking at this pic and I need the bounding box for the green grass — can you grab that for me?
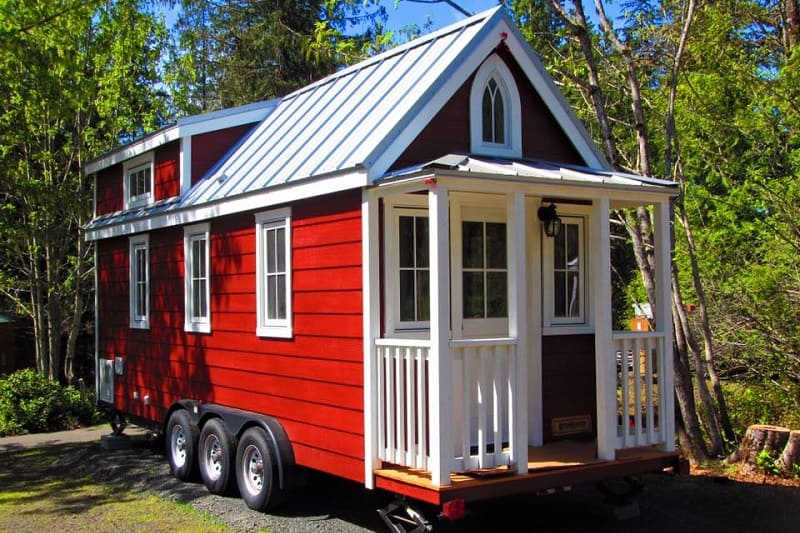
[0,444,239,533]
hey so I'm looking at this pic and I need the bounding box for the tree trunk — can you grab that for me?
[727,424,792,475]
[777,430,800,474]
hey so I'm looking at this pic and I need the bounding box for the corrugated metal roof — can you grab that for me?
[382,154,679,189]
[181,6,503,207]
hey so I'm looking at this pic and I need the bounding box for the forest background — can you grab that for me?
[1,0,799,465]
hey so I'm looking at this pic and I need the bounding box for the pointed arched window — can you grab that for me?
[470,54,521,157]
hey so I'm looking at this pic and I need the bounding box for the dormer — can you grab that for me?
[470,53,522,158]
[123,154,154,209]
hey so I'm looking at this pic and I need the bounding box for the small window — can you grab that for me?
[470,54,521,158]
[124,155,154,209]
[184,223,210,333]
[462,220,508,320]
[255,208,292,338]
[398,213,430,325]
[129,234,149,329]
[482,78,505,144]
[543,216,586,326]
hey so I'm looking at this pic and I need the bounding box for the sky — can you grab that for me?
[378,0,501,33]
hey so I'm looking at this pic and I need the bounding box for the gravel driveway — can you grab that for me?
[3,425,800,532]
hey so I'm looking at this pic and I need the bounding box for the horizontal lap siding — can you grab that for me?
[97,189,365,483]
[191,125,256,186]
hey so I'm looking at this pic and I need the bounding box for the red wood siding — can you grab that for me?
[541,334,597,443]
[191,124,256,186]
[391,48,584,170]
[96,189,365,483]
[95,164,123,215]
[154,141,180,200]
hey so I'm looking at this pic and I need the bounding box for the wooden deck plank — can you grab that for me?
[373,441,681,505]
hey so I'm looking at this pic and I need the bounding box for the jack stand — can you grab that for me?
[377,497,432,533]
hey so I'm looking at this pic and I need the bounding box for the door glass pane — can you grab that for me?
[567,270,579,317]
[399,216,413,268]
[554,271,566,317]
[399,270,415,321]
[415,217,429,268]
[416,270,430,321]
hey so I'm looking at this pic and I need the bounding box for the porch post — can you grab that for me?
[429,181,452,486]
[507,192,528,474]
[362,190,381,489]
[654,199,676,451]
[592,197,616,460]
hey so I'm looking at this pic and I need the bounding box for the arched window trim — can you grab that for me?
[469,54,522,158]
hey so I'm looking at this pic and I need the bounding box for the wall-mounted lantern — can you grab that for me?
[537,202,562,238]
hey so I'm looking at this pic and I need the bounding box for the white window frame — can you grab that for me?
[129,234,150,329]
[123,153,154,209]
[469,54,522,158]
[184,222,211,333]
[384,196,431,336]
[542,212,590,334]
[452,201,509,338]
[255,207,292,338]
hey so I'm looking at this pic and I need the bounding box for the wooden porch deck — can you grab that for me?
[373,441,682,506]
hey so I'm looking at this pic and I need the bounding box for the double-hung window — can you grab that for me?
[255,208,292,338]
[184,223,210,333]
[543,215,586,328]
[124,154,154,209]
[129,234,150,329]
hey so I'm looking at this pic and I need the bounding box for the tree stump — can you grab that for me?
[776,430,800,474]
[726,424,791,475]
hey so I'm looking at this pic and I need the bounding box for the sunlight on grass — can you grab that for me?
[0,446,237,533]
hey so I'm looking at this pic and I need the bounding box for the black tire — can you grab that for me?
[166,409,199,481]
[199,417,236,495]
[235,426,285,512]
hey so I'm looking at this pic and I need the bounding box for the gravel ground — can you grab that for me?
[3,425,800,532]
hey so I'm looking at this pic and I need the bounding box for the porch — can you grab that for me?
[361,158,678,491]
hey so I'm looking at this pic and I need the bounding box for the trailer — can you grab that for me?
[86,6,683,529]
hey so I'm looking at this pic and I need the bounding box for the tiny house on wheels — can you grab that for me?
[86,6,682,529]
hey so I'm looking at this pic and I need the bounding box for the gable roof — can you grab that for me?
[85,6,664,242]
[179,5,606,209]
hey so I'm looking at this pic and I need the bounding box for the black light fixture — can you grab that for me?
[537,202,562,238]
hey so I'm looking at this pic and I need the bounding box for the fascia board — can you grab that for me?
[85,169,369,242]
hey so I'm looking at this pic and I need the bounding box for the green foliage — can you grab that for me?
[755,448,782,476]
[0,368,102,436]
[723,381,800,438]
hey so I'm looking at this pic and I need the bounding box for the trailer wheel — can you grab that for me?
[236,426,284,511]
[199,417,236,495]
[166,409,198,481]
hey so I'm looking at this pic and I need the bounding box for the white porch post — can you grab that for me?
[592,197,616,460]
[362,190,381,489]
[429,181,452,486]
[654,199,676,451]
[507,192,528,474]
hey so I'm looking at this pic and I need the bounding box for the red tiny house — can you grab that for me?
[86,7,682,528]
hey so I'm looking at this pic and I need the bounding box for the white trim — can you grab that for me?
[183,222,211,334]
[362,190,381,489]
[85,169,368,241]
[526,197,543,446]
[470,54,522,158]
[591,198,615,460]
[180,137,192,196]
[123,154,154,210]
[255,207,292,338]
[129,234,150,329]
[654,200,676,451]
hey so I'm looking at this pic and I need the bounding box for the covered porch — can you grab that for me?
[361,156,678,492]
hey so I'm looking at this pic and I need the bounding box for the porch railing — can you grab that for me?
[374,337,517,475]
[613,331,667,448]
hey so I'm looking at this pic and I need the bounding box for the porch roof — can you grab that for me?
[379,154,679,193]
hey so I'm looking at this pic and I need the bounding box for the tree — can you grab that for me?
[167,0,391,114]
[0,0,170,382]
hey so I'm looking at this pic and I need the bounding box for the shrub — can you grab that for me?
[0,368,103,436]
[723,381,800,438]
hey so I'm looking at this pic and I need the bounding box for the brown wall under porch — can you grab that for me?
[541,334,597,443]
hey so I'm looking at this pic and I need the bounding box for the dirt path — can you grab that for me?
[2,425,800,532]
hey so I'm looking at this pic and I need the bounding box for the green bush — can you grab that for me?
[0,368,103,436]
[723,381,800,438]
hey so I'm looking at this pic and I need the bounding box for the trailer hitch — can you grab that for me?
[377,497,432,533]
